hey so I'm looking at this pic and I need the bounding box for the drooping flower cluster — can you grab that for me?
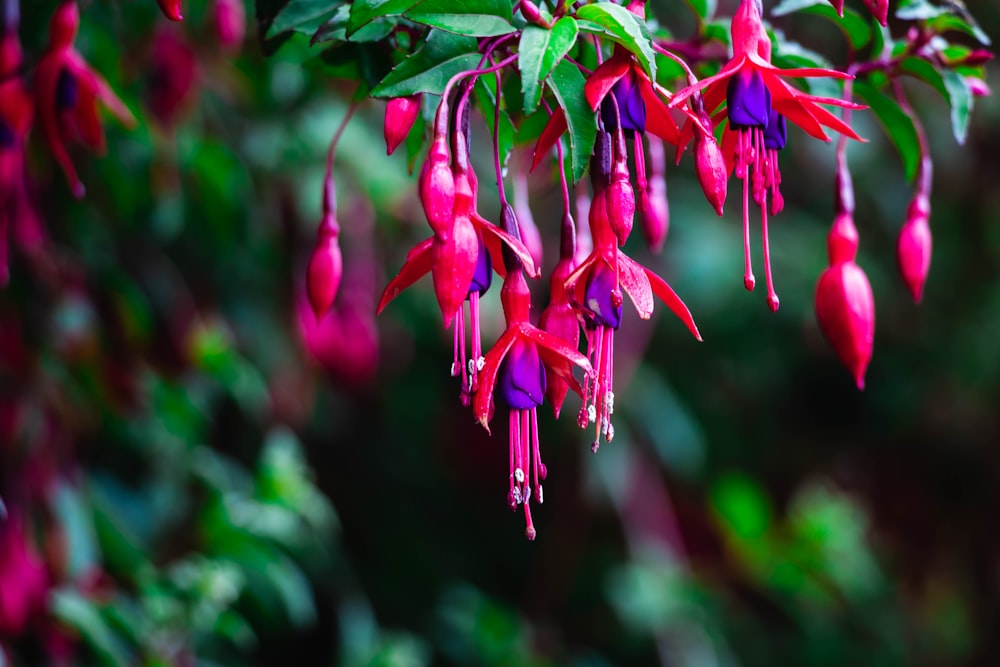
[363,0,992,538]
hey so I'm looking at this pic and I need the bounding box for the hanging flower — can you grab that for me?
[473,265,592,540]
[670,0,863,310]
[35,0,137,198]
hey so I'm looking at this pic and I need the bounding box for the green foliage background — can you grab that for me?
[3,0,1000,665]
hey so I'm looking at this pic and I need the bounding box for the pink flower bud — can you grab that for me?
[896,196,932,303]
[961,49,993,67]
[815,261,875,390]
[431,214,478,326]
[419,135,455,237]
[640,173,669,252]
[861,0,888,26]
[694,132,727,216]
[306,215,342,319]
[826,0,844,16]
[967,76,991,97]
[606,138,634,245]
[384,94,422,156]
[212,0,246,51]
[827,212,858,264]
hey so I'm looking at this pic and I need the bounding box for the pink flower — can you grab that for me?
[670,0,863,310]
[35,1,137,198]
[473,266,592,540]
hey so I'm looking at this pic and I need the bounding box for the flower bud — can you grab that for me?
[432,214,478,325]
[606,134,634,245]
[384,94,422,156]
[694,132,727,216]
[157,0,184,21]
[967,76,991,97]
[306,215,342,319]
[419,135,455,237]
[896,195,932,303]
[815,261,875,389]
[213,0,245,51]
[826,0,844,16]
[827,212,858,264]
[641,173,669,252]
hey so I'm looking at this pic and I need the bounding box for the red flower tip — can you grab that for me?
[815,261,875,390]
[897,196,932,304]
[157,0,184,21]
[967,76,991,97]
[384,94,422,156]
[694,131,727,216]
[861,0,888,26]
[213,0,245,50]
[50,1,80,47]
[431,215,478,326]
[306,216,343,319]
[419,135,455,237]
[827,0,844,16]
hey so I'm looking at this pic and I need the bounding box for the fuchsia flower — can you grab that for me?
[539,213,581,418]
[0,512,48,638]
[0,30,42,284]
[384,95,422,156]
[473,259,592,540]
[897,191,932,303]
[815,213,874,389]
[212,0,246,51]
[379,127,537,402]
[670,0,864,310]
[145,26,199,130]
[36,0,137,198]
[565,132,701,450]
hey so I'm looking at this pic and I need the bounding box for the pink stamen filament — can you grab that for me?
[469,291,482,391]
[760,196,779,312]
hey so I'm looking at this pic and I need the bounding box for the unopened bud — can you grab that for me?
[306,216,342,319]
[606,134,634,245]
[896,195,932,303]
[213,0,245,50]
[694,132,727,216]
[961,49,994,67]
[419,135,455,237]
[385,94,422,156]
[967,76,991,97]
[815,261,875,390]
[641,174,669,252]
[519,0,548,25]
[826,0,844,16]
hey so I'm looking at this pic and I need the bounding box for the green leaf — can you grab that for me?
[575,3,656,80]
[895,0,946,20]
[771,0,824,15]
[406,0,516,37]
[51,590,132,667]
[855,81,920,181]
[348,0,421,36]
[942,69,973,145]
[547,59,597,183]
[928,14,991,46]
[900,56,948,98]
[267,0,340,37]
[371,32,482,97]
[518,18,579,114]
[474,75,516,170]
[312,5,395,44]
[900,57,973,144]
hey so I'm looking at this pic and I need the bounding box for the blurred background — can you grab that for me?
[2,0,1000,665]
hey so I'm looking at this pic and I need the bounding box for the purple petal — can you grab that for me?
[601,74,647,134]
[467,233,492,297]
[56,67,78,110]
[583,263,623,329]
[497,339,547,409]
[726,69,770,128]
[763,108,787,150]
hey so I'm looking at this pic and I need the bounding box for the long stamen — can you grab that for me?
[508,409,518,509]
[742,160,755,291]
[591,324,606,452]
[469,291,482,391]
[531,408,545,503]
[458,304,469,403]
[761,195,779,312]
[605,326,615,442]
[520,409,536,540]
